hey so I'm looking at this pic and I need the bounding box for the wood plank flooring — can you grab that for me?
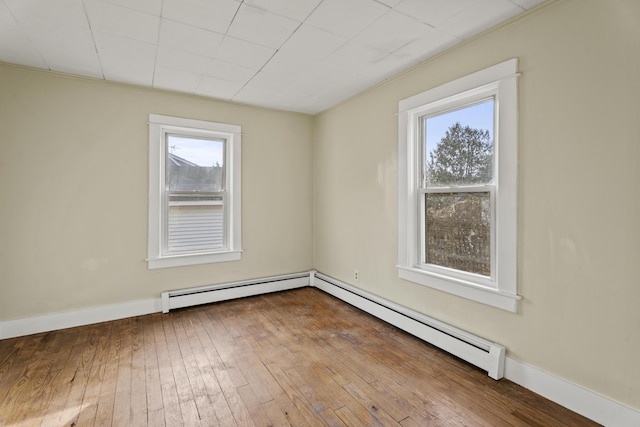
[0,288,600,426]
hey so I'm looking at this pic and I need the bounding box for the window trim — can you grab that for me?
[397,59,520,312]
[148,114,242,269]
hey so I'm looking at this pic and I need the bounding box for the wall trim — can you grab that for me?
[0,298,161,340]
[0,271,638,426]
[504,358,639,427]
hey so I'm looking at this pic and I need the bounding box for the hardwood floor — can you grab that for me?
[0,288,599,426]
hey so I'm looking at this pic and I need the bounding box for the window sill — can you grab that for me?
[148,250,242,270]
[397,265,520,312]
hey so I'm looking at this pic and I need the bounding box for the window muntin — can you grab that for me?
[397,58,519,312]
[148,114,242,269]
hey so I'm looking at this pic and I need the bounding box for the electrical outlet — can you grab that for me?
[354,270,359,282]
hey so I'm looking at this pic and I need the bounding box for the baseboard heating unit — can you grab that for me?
[161,272,310,313]
[311,272,505,379]
[161,270,505,379]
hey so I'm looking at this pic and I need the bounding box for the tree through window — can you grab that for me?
[423,100,494,276]
[397,58,519,311]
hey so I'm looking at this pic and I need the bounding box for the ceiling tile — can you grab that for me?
[509,0,544,9]
[155,47,210,76]
[279,25,347,60]
[195,76,244,100]
[298,62,358,90]
[262,24,347,75]
[232,70,291,105]
[244,69,292,91]
[227,4,300,49]
[0,2,47,68]
[389,27,458,65]
[281,87,342,114]
[377,0,403,6]
[289,69,373,112]
[4,0,102,77]
[46,52,103,79]
[0,0,546,113]
[84,0,160,44]
[215,36,276,69]
[100,0,162,16]
[203,59,257,84]
[393,0,472,27]
[162,0,240,34]
[305,0,390,39]
[4,0,87,24]
[93,32,156,86]
[243,0,321,21]
[158,19,224,58]
[324,37,418,89]
[21,28,101,78]
[436,0,522,39]
[352,10,435,56]
[152,67,202,93]
[260,52,314,76]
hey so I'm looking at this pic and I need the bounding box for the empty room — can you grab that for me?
[1,0,638,425]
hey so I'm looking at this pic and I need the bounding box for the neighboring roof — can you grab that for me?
[168,152,198,168]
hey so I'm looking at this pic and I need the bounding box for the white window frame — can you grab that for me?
[397,59,520,312]
[148,114,242,269]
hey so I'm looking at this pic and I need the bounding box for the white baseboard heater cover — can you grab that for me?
[311,272,505,380]
[161,270,505,379]
[161,272,310,313]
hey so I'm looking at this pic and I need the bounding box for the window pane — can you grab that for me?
[425,192,491,276]
[167,135,224,192]
[424,99,494,187]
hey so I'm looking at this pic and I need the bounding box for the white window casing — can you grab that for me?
[397,59,521,312]
[148,114,242,269]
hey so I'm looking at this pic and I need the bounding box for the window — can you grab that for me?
[148,114,242,269]
[397,59,520,312]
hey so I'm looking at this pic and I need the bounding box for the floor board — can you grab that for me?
[0,288,600,426]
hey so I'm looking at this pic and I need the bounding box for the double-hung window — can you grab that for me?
[148,114,242,269]
[397,59,520,311]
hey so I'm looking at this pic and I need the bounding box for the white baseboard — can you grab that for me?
[0,298,161,340]
[1,271,638,426]
[504,358,640,427]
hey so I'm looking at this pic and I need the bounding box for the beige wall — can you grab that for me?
[1,0,639,413]
[314,0,640,410]
[0,65,314,320]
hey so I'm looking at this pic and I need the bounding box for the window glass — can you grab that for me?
[425,192,491,276]
[165,135,226,254]
[167,135,225,193]
[424,99,494,187]
[421,99,495,277]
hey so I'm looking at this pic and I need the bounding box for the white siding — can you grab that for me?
[168,204,224,252]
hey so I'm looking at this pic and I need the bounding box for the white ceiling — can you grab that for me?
[0,0,544,114]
